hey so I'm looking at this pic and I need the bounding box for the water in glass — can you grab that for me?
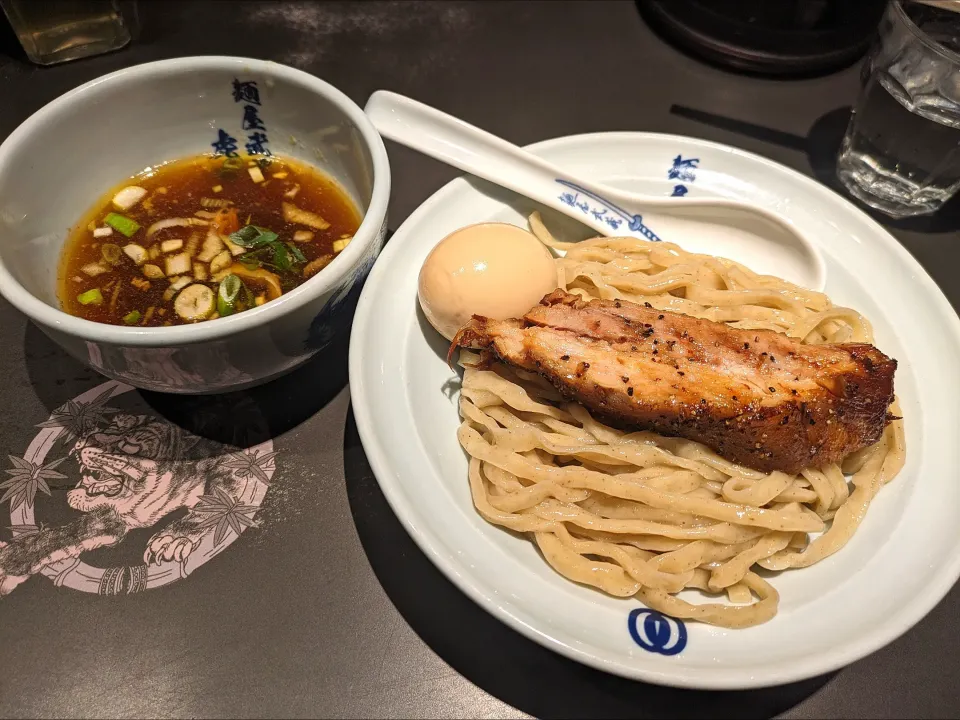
[837,1,960,217]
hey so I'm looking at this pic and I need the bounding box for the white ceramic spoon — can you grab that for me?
[365,90,826,290]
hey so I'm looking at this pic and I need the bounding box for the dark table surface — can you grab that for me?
[0,2,958,718]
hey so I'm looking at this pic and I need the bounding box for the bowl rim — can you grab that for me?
[0,55,391,346]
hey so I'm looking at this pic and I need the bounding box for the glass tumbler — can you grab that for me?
[837,0,960,217]
[0,0,137,66]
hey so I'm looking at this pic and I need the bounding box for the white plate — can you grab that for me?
[349,132,960,689]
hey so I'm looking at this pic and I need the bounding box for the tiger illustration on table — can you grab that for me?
[0,383,275,596]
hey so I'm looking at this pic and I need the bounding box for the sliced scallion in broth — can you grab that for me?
[104,212,141,238]
[217,273,243,317]
[77,288,104,305]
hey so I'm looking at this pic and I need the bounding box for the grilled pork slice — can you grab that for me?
[453,290,896,474]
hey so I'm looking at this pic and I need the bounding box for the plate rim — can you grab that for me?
[349,130,960,689]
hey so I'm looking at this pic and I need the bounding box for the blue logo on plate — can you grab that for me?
[628,608,687,656]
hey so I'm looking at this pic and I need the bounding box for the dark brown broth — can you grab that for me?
[58,154,361,327]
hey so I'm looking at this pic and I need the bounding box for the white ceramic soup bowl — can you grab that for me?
[0,56,390,394]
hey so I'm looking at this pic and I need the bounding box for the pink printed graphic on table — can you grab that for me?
[0,381,275,596]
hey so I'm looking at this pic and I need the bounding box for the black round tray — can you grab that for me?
[637,0,888,77]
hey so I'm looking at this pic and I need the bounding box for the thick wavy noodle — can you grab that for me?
[456,213,906,628]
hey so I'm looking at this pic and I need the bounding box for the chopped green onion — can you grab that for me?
[229,225,279,248]
[217,274,243,317]
[122,310,142,324]
[101,243,122,265]
[104,213,140,238]
[77,288,104,305]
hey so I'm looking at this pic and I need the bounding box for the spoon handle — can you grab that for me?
[364,91,648,239]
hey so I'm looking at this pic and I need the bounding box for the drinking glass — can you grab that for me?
[0,0,137,66]
[837,0,960,217]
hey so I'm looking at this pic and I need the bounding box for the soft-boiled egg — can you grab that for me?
[418,222,558,341]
